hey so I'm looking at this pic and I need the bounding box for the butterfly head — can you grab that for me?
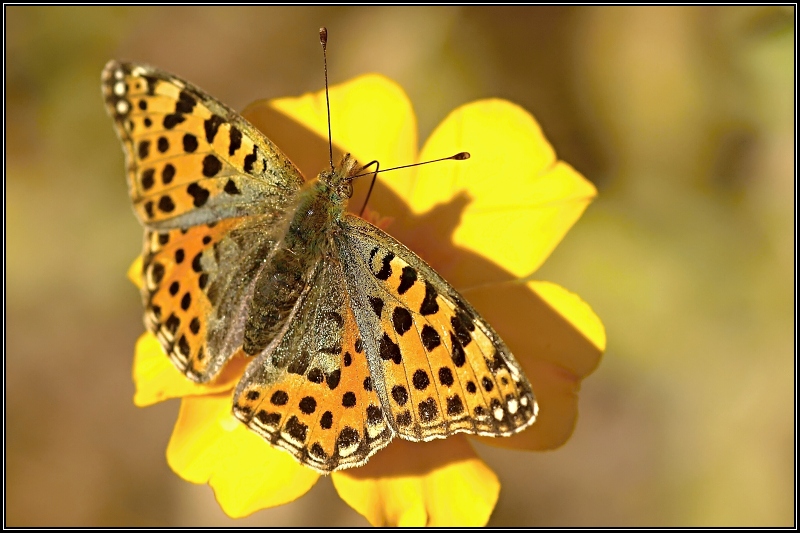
[318,153,358,203]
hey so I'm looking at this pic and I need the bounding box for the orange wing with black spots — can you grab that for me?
[101,61,303,230]
[337,215,538,442]
[140,214,282,382]
[103,61,306,383]
[233,257,394,474]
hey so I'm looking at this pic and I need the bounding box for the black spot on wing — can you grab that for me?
[420,281,439,315]
[270,390,288,406]
[412,369,430,390]
[175,90,197,114]
[157,136,169,153]
[183,133,198,153]
[163,113,185,129]
[451,314,472,347]
[224,179,241,195]
[342,391,357,407]
[367,405,383,425]
[398,266,417,295]
[204,114,224,143]
[320,411,333,429]
[438,367,454,387]
[158,195,175,213]
[379,333,402,364]
[142,75,158,96]
[391,385,408,406]
[243,145,258,173]
[369,296,384,318]
[229,126,242,156]
[421,325,441,351]
[376,252,394,280]
[141,169,155,190]
[450,332,466,367]
[326,369,341,390]
[202,155,222,177]
[392,306,412,335]
[446,395,465,416]
[285,415,308,443]
[162,164,175,184]
[418,398,438,422]
[187,182,210,207]
[138,140,150,160]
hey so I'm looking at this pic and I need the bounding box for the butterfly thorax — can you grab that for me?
[242,155,358,356]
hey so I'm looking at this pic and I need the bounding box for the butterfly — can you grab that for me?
[102,59,537,474]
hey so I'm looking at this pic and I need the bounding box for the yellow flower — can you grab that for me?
[129,74,605,526]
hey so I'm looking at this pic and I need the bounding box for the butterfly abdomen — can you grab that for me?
[242,180,341,356]
[243,247,307,356]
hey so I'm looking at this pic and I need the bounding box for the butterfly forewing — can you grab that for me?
[233,257,394,474]
[337,215,538,441]
[101,61,304,230]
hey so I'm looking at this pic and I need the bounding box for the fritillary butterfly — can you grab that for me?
[101,53,537,474]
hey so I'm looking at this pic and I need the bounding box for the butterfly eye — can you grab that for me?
[340,181,353,199]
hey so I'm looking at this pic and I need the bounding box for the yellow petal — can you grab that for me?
[243,74,417,187]
[132,333,248,407]
[531,280,607,354]
[167,393,319,518]
[412,99,597,281]
[127,256,143,289]
[332,437,499,526]
[462,280,605,450]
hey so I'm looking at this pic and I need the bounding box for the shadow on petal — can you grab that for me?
[242,101,339,182]
[464,281,605,451]
[332,436,499,526]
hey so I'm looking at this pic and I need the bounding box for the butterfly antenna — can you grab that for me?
[320,27,334,172]
[350,152,470,179]
[356,160,380,217]
[351,152,470,217]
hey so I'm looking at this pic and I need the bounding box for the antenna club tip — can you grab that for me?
[454,152,470,160]
[319,27,328,45]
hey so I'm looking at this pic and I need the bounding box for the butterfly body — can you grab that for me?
[242,158,355,356]
[103,60,537,474]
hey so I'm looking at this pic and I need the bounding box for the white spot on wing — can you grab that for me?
[493,406,504,421]
[508,398,519,414]
[282,430,304,448]
[116,99,129,114]
[338,440,359,457]
[113,81,126,96]
[367,422,385,439]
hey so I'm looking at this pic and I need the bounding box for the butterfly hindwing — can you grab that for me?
[102,61,304,230]
[337,215,538,441]
[142,214,283,382]
[232,257,394,474]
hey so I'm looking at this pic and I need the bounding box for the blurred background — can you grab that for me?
[6,6,794,526]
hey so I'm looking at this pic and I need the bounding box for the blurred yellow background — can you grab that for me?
[6,6,794,526]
